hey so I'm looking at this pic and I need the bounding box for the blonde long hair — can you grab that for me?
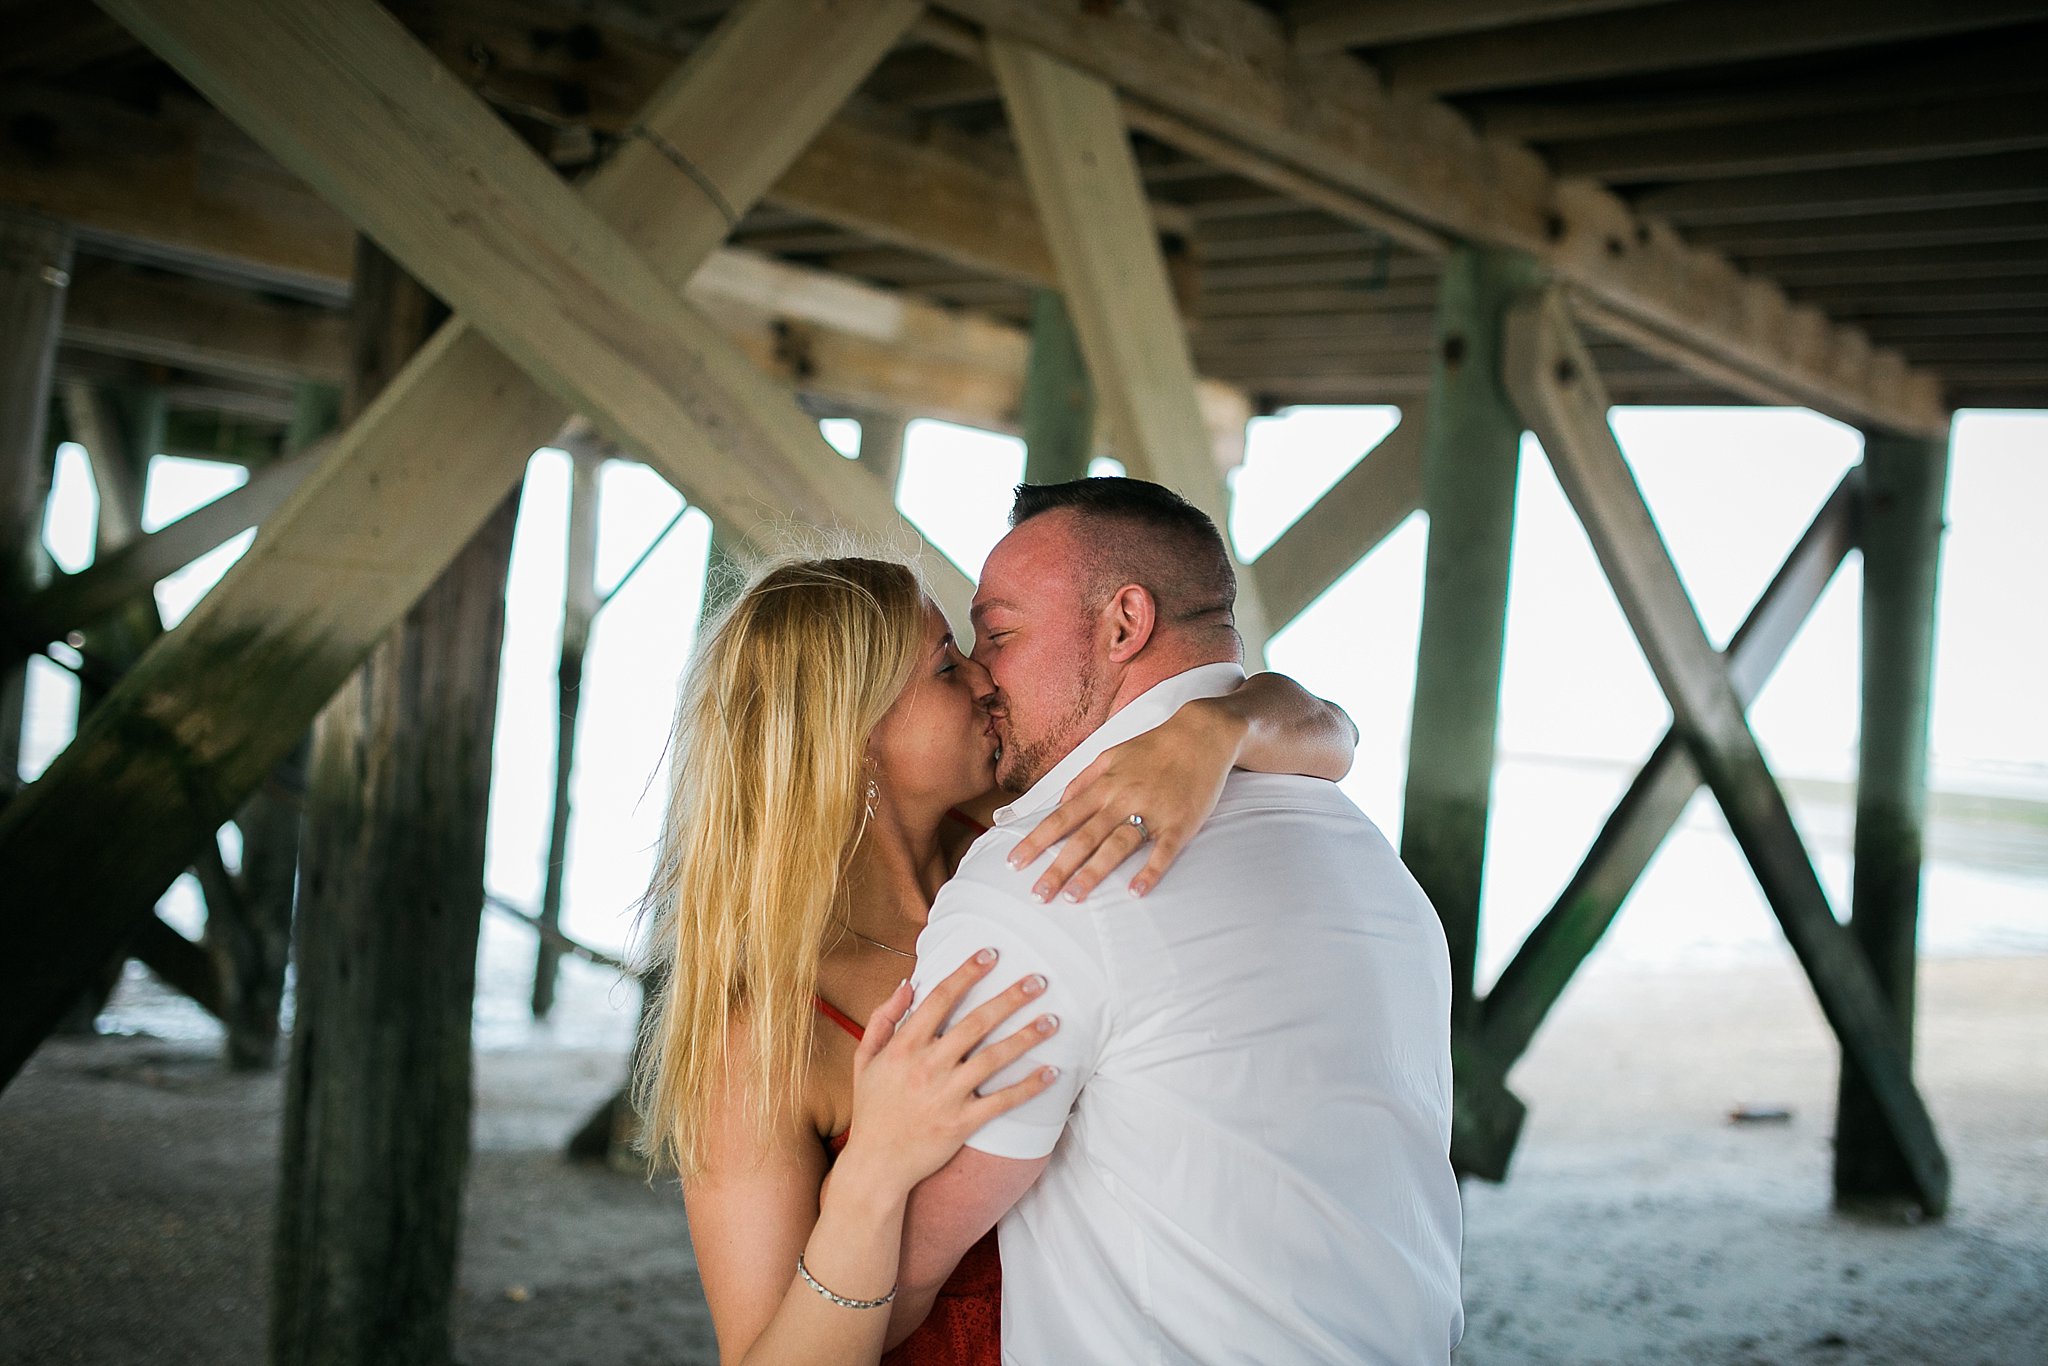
[634,556,927,1177]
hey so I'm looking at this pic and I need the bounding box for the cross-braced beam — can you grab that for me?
[990,37,1273,657]
[1254,416,1425,628]
[1502,288,1949,1215]
[1478,467,1863,1071]
[0,0,930,1089]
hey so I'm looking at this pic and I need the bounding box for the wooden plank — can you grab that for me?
[8,442,323,644]
[1470,35,2048,142]
[1547,95,2048,182]
[0,0,927,1090]
[0,84,356,299]
[60,256,350,386]
[1836,426,1952,1212]
[1290,0,1670,54]
[1683,204,2048,257]
[1375,0,2047,97]
[1743,245,2048,288]
[990,36,1272,656]
[1401,247,1544,1031]
[1253,414,1424,626]
[1503,286,1950,1215]
[1478,472,1861,1069]
[936,0,1950,439]
[1633,149,2048,225]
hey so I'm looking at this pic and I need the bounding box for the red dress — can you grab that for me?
[816,993,1003,1366]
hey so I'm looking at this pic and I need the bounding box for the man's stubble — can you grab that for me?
[994,658,1102,795]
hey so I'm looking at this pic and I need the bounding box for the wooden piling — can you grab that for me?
[0,208,72,789]
[1400,245,1544,1028]
[1834,425,1953,1212]
[271,241,518,1366]
[854,410,908,494]
[533,445,600,1020]
[1020,288,1095,485]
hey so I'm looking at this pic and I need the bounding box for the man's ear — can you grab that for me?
[1100,584,1157,663]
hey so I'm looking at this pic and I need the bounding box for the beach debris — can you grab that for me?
[1728,1103,1794,1124]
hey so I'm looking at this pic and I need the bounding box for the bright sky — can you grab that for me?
[23,404,2048,1037]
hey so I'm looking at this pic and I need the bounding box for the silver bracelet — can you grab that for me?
[796,1251,898,1310]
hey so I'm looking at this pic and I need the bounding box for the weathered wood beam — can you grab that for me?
[0,0,927,1090]
[61,256,350,387]
[0,209,72,786]
[1744,244,2048,288]
[990,36,1271,655]
[1858,311,2048,341]
[1633,149,2048,225]
[1504,286,1949,1215]
[1470,33,2048,142]
[531,444,600,1022]
[7,442,321,645]
[1548,95,2048,183]
[1019,289,1095,485]
[1401,247,1540,1034]
[0,85,357,300]
[1253,414,1423,627]
[1802,277,2048,317]
[1374,0,2046,97]
[273,241,512,1366]
[1290,0,1670,54]
[1685,204,2048,257]
[132,912,226,1021]
[1835,426,1952,1214]
[105,0,965,597]
[936,0,1949,439]
[1477,471,1861,1070]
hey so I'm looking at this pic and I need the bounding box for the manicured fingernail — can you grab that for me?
[1033,880,1053,901]
[1022,974,1047,995]
[1040,1066,1060,1081]
[975,947,998,965]
[1062,888,1083,903]
[1129,880,1149,898]
[1007,853,1025,869]
[898,978,911,989]
[1035,1014,1059,1033]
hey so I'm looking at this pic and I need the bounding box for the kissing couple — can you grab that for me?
[636,477,1464,1364]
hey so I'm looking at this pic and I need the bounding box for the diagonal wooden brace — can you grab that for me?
[1504,287,1949,1215]
[990,38,1272,657]
[1479,468,1863,1069]
[1254,415,1425,629]
[0,0,927,1089]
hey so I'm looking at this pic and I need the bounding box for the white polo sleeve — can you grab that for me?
[911,870,1110,1160]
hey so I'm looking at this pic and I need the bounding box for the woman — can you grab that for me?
[635,557,1355,1366]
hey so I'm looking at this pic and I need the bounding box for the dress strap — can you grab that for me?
[945,807,992,836]
[813,994,865,1041]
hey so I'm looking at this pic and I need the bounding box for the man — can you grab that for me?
[894,478,1464,1364]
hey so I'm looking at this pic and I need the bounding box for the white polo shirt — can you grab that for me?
[913,664,1464,1365]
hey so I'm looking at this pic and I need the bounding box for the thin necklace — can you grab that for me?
[840,920,916,960]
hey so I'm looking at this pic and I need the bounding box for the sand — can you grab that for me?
[3,953,2043,1365]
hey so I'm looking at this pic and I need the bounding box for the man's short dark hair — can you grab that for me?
[1010,477,1236,637]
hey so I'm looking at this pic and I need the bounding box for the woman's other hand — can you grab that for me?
[838,951,1061,1197]
[1010,695,1241,903]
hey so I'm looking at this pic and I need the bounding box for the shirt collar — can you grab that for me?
[994,662,1249,825]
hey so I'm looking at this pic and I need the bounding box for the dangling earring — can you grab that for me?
[864,773,879,823]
